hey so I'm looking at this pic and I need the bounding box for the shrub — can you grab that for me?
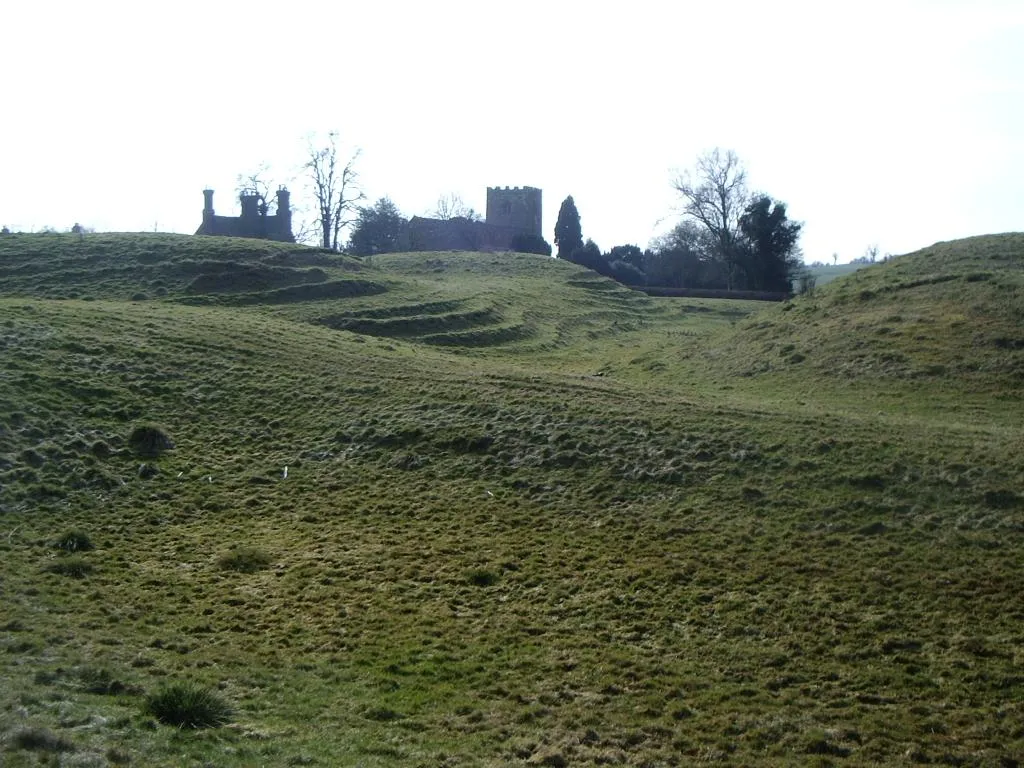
[607,259,646,286]
[146,682,232,728]
[46,556,95,578]
[128,424,174,458]
[217,547,272,573]
[509,233,552,257]
[797,272,817,295]
[52,529,94,552]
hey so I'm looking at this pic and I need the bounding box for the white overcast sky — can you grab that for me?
[1,0,1021,262]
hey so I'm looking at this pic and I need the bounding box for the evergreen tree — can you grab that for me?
[736,196,802,292]
[554,196,583,259]
[348,197,409,256]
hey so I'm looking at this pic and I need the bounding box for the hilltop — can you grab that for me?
[0,232,1021,766]
[720,234,1024,387]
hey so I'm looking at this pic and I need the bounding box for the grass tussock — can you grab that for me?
[145,682,232,728]
[466,567,499,587]
[127,424,174,457]
[45,556,94,578]
[216,547,272,573]
[51,529,94,552]
[9,726,76,753]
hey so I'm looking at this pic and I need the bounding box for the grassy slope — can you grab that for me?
[0,233,1022,766]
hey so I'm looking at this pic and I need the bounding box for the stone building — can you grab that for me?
[409,186,542,251]
[194,188,294,243]
[484,186,542,239]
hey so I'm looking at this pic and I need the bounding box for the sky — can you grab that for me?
[1,0,1022,263]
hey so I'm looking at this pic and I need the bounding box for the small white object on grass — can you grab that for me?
[283,466,289,479]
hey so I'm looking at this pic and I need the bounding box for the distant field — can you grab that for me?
[0,232,1021,766]
[806,261,866,286]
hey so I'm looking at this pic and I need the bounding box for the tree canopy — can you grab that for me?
[348,197,409,256]
[737,196,803,293]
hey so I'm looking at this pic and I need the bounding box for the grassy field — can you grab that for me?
[1,232,1021,766]
[807,263,867,287]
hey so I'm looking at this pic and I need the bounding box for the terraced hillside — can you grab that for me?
[0,233,1021,767]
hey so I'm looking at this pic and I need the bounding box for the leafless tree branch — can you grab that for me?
[303,131,365,250]
[672,148,749,289]
[433,193,481,222]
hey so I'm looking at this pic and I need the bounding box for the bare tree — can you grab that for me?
[672,148,749,289]
[304,132,364,250]
[236,163,275,216]
[433,192,482,222]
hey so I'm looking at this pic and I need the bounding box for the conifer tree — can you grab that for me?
[554,196,583,259]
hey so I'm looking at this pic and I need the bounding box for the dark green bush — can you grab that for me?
[146,682,232,728]
[510,233,552,257]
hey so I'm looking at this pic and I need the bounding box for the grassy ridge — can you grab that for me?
[719,234,1024,385]
[0,233,1022,766]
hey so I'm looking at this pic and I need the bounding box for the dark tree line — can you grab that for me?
[555,149,807,294]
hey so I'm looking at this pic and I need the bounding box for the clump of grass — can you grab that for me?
[19,447,45,468]
[362,705,404,721]
[106,747,132,764]
[466,567,498,587]
[78,666,128,695]
[145,682,232,728]
[52,529,94,552]
[983,488,1021,509]
[10,726,76,752]
[128,424,174,458]
[217,547,272,573]
[46,556,94,578]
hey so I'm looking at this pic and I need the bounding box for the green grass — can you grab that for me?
[0,232,1022,765]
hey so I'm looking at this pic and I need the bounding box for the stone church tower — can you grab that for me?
[485,186,542,239]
